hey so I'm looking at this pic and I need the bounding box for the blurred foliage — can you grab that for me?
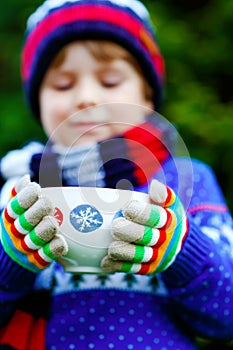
[145,0,233,213]
[0,0,232,212]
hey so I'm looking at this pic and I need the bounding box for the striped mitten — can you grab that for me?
[101,179,188,274]
[0,175,68,273]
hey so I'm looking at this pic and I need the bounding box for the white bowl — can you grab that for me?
[41,187,149,274]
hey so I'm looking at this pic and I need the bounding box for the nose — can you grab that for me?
[77,101,97,110]
[74,78,99,110]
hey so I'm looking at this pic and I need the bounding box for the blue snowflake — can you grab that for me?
[70,205,103,233]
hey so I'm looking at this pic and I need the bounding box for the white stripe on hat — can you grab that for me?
[27,0,149,32]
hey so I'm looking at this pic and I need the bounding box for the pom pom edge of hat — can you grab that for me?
[21,0,165,119]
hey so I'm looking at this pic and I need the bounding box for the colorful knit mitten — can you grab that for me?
[0,175,68,273]
[101,179,188,274]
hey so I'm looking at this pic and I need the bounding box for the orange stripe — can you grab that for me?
[147,209,177,274]
[28,251,49,269]
[165,187,175,207]
[2,217,28,253]
[2,215,48,271]
[10,222,25,238]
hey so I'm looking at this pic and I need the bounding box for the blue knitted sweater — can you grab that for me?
[0,140,233,350]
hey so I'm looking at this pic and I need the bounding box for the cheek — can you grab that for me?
[112,81,153,112]
[105,104,145,135]
[40,92,66,134]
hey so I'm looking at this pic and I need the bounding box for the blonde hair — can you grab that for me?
[51,40,153,101]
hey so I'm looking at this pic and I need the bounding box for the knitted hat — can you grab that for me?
[21,0,165,119]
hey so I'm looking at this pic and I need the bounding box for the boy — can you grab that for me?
[0,1,233,349]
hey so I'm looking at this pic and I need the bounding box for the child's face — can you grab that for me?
[39,41,153,147]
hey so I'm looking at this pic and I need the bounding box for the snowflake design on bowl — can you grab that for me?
[70,204,103,233]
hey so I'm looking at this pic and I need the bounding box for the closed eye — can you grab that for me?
[53,83,73,90]
[102,81,120,88]
[101,75,122,88]
[47,71,74,91]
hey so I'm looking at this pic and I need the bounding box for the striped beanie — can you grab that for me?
[21,0,165,119]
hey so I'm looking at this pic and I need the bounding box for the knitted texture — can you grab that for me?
[21,0,165,118]
[0,117,173,208]
[0,176,68,273]
[0,290,49,350]
[101,179,189,274]
[1,153,233,347]
[29,117,171,189]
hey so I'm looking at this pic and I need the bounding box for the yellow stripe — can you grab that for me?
[2,213,46,271]
[165,189,176,207]
[3,215,40,255]
[147,209,177,274]
[2,216,30,253]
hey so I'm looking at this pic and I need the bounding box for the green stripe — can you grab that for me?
[155,238,179,273]
[156,199,186,272]
[11,197,25,216]
[29,229,46,247]
[0,227,38,273]
[134,245,145,263]
[156,221,185,273]
[138,226,153,245]
[19,214,34,232]
[145,206,160,227]
[121,262,134,273]
[42,244,57,260]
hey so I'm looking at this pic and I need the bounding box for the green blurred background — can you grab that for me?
[0,0,232,213]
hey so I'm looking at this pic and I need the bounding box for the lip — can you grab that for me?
[69,118,108,125]
[69,120,102,127]
[68,121,104,134]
